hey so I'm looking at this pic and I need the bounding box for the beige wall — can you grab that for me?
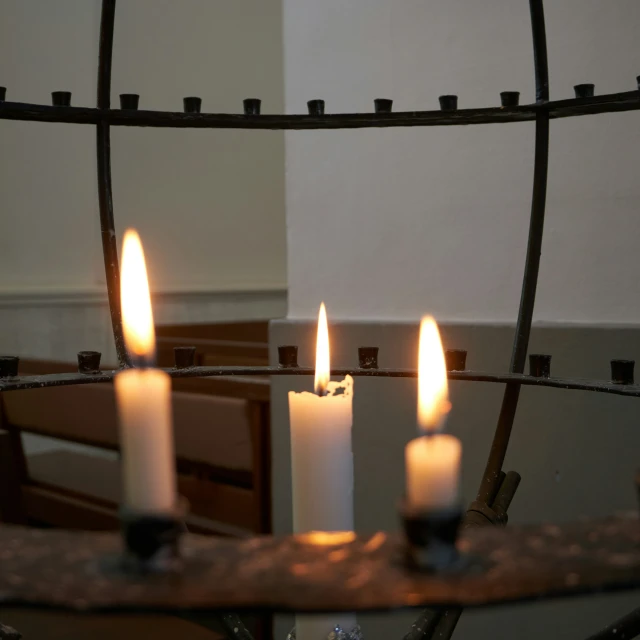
[0,0,285,315]
[283,0,640,324]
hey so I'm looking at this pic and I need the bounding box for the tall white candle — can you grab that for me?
[115,368,176,512]
[115,229,176,513]
[288,303,356,639]
[289,375,354,531]
[405,316,461,511]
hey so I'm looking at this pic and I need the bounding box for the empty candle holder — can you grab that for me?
[243,98,261,115]
[445,349,467,372]
[183,96,202,113]
[0,87,6,102]
[174,345,197,369]
[52,91,71,107]
[77,350,102,373]
[119,93,140,110]
[278,345,299,367]
[0,356,19,378]
[119,500,187,574]
[574,83,595,99]
[358,346,379,369]
[400,500,463,572]
[307,99,325,115]
[529,353,551,378]
[500,91,520,107]
[439,95,458,111]
[374,98,393,113]
[611,359,634,385]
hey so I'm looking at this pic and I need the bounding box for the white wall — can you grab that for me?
[0,0,285,306]
[284,0,640,324]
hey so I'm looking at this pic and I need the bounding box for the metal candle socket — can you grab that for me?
[400,501,463,572]
[120,500,187,573]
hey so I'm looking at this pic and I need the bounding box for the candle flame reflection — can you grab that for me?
[418,316,451,433]
[121,229,155,361]
[300,531,356,546]
[314,302,330,395]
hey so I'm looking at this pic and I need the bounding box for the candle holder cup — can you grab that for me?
[119,499,188,574]
[400,500,464,572]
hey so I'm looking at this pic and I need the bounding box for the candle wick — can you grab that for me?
[315,381,329,397]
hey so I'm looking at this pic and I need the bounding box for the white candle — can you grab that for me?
[406,434,461,510]
[114,229,176,513]
[405,316,461,511]
[288,376,354,532]
[115,368,176,512]
[288,303,356,639]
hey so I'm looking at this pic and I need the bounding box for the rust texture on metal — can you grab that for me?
[0,515,638,613]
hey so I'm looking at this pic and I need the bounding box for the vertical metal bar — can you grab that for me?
[529,0,550,103]
[97,0,129,366]
[477,0,550,505]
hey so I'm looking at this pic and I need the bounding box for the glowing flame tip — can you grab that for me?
[314,302,330,395]
[120,229,155,361]
[418,315,450,432]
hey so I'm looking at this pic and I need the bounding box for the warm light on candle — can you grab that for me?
[314,302,330,395]
[418,316,451,433]
[300,531,356,546]
[121,229,155,360]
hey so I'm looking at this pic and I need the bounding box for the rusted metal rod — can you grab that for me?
[3,367,640,398]
[584,607,640,640]
[1,91,639,129]
[477,0,550,507]
[96,0,128,366]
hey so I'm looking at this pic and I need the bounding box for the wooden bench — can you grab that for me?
[0,358,271,537]
[156,321,269,368]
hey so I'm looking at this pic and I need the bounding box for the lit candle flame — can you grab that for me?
[418,316,451,433]
[314,302,330,395]
[120,229,156,362]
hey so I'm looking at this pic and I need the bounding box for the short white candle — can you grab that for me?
[406,434,461,510]
[288,303,356,639]
[114,229,176,513]
[405,316,461,511]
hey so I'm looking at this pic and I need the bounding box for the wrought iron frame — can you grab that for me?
[1,0,639,638]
